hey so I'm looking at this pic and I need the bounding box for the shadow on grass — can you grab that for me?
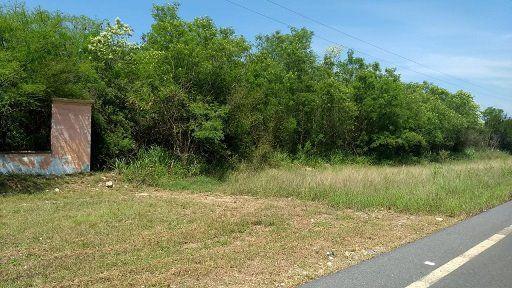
[0,174,59,195]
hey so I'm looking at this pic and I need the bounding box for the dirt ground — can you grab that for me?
[0,174,459,287]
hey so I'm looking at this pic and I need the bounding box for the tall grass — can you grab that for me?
[223,151,512,215]
[116,148,512,215]
[116,147,219,190]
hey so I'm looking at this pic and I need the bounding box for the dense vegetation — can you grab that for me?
[1,3,510,172]
[3,5,512,287]
[482,107,512,152]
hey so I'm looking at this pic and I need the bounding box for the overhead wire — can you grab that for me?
[223,0,509,101]
[264,0,503,96]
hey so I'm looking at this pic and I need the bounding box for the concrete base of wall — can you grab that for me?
[0,153,89,176]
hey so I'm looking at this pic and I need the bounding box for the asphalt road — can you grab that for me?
[301,200,512,288]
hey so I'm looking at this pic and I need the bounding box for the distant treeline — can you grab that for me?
[1,3,511,170]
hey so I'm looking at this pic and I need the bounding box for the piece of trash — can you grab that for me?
[435,217,443,221]
[424,261,436,266]
[105,181,114,188]
[54,188,60,192]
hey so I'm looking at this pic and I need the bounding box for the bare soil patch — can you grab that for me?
[1,174,458,287]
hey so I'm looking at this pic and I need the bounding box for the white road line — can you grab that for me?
[405,224,512,288]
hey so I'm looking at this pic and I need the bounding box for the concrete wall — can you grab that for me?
[0,98,93,175]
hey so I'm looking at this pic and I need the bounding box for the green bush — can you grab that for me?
[116,147,185,185]
[0,4,100,151]
[1,3,509,173]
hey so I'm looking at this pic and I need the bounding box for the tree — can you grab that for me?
[0,2,492,169]
[132,3,250,164]
[482,107,511,150]
[0,4,100,151]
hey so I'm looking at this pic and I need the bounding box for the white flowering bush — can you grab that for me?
[88,17,137,61]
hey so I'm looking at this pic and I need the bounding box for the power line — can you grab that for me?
[223,0,509,101]
[222,0,453,85]
[223,2,455,87]
[264,0,504,97]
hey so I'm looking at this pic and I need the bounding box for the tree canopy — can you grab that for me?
[1,3,508,169]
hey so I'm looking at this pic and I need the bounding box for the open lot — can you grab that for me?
[2,155,511,287]
[224,155,512,215]
[1,174,458,287]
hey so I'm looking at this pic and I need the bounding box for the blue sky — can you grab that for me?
[22,0,512,112]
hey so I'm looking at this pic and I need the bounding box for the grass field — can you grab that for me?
[1,152,511,287]
[224,151,512,215]
[0,174,457,287]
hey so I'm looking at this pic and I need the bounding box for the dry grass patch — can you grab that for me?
[1,174,457,287]
[224,157,512,215]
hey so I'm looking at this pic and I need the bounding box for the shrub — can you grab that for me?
[116,147,185,185]
[2,3,504,173]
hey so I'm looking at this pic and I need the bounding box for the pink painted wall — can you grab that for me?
[0,98,93,175]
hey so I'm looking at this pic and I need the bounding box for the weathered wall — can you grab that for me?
[50,99,92,174]
[0,98,93,175]
[0,153,53,175]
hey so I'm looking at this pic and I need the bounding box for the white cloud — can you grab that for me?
[416,54,512,80]
[398,54,512,94]
[396,54,512,110]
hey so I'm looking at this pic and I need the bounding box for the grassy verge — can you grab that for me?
[223,152,512,215]
[115,149,512,216]
[115,147,221,191]
[0,175,57,195]
[2,151,511,287]
[0,174,457,287]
